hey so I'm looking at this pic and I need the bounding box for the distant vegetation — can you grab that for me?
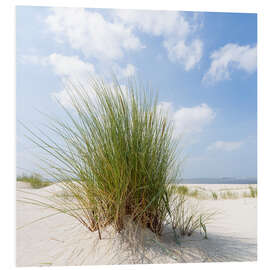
[17,174,51,189]
[248,186,257,198]
[220,191,239,200]
[172,184,257,200]
[172,185,206,200]
[174,185,189,195]
[211,191,218,200]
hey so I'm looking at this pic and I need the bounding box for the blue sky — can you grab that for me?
[16,6,257,178]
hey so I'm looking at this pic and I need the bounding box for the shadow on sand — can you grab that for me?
[115,228,257,264]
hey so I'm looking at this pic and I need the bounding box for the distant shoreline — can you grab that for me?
[176,178,257,184]
[16,176,258,185]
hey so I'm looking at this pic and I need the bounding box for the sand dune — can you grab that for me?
[16,182,257,266]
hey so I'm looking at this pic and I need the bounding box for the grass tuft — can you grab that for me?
[220,191,239,200]
[175,185,189,195]
[17,174,51,189]
[22,77,181,238]
[248,186,257,198]
[211,191,218,200]
[170,192,216,238]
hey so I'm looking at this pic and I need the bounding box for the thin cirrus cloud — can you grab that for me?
[207,140,244,152]
[202,43,257,84]
[157,102,215,137]
[45,8,204,70]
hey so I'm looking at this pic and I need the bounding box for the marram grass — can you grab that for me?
[24,77,181,238]
[17,173,51,189]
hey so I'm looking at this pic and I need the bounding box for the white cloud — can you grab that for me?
[112,63,136,78]
[42,55,135,108]
[207,140,244,152]
[51,84,81,108]
[164,39,203,70]
[52,81,130,109]
[157,102,174,117]
[203,43,257,84]
[157,102,215,137]
[45,8,143,61]
[21,53,96,79]
[44,54,96,108]
[44,8,203,70]
[20,53,96,108]
[113,10,190,38]
[44,53,95,78]
[173,103,215,135]
[113,10,203,70]
[21,52,137,108]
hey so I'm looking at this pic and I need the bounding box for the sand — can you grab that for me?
[16,182,257,266]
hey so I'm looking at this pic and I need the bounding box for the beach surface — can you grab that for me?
[16,182,257,266]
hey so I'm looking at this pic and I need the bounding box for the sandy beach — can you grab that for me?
[16,182,257,266]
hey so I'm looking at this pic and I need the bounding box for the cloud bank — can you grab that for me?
[45,8,143,61]
[45,8,203,70]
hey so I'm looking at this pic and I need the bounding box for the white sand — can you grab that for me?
[16,182,257,266]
